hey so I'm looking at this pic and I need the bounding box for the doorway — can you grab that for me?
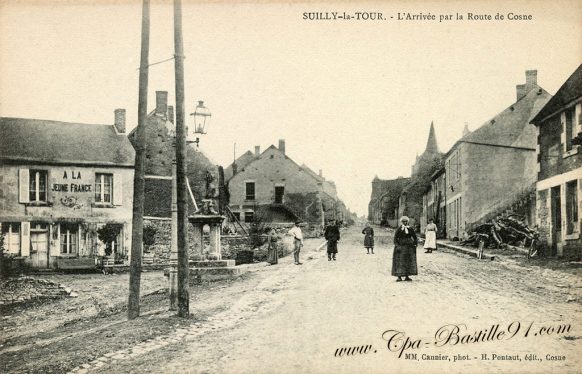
[30,223,49,268]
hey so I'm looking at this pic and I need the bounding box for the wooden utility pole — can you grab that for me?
[174,0,190,317]
[128,0,150,320]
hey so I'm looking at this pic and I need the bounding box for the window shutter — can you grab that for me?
[113,173,123,205]
[576,103,582,132]
[20,222,30,256]
[50,224,61,257]
[19,169,29,203]
[560,112,566,152]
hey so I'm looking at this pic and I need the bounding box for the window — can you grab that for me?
[29,170,47,202]
[565,107,575,152]
[245,182,255,200]
[275,186,285,204]
[60,223,78,254]
[95,173,113,203]
[244,211,254,223]
[1,223,21,254]
[232,212,241,221]
[566,180,579,235]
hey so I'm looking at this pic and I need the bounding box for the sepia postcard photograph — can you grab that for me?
[0,0,581,373]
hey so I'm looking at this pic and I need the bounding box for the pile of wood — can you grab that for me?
[461,215,539,249]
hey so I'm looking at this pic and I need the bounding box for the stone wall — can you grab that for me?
[142,218,320,264]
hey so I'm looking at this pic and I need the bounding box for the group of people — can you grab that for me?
[362,216,438,282]
[266,217,438,282]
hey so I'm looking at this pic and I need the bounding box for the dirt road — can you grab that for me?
[81,226,582,374]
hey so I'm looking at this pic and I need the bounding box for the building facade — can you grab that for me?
[0,113,135,269]
[421,168,446,236]
[532,64,582,258]
[444,70,551,239]
[397,122,443,229]
[226,140,340,226]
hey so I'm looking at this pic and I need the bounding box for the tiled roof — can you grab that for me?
[460,87,551,147]
[224,150,256,181]
[531,64,582,124]
[0,117,135,167]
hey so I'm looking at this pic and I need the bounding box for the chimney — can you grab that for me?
[516,84,527,101]
[255,145,260,156]
[319,169,323,177]
[168,105,174,124]
[155,91,168,115]
[462,122,470,136]
[232,163,238,175]
[114,109,126,133]
[278,139,286,154]
[525,70,537,88]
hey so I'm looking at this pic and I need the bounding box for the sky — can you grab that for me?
[1,0,581,216]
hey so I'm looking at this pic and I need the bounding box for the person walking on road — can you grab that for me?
[362,222,375,254]
[324,219,341,261]
[392,216,418,282]
[424,218,437,253]
[266,227,279,265]
[288,221,304,265]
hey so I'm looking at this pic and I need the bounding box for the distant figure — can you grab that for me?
[424,218,437,253]
[288,221,304,265]
[324,219,341,261]
[362,222,375,254]
[392,216,418,282]
[266,227,278,265]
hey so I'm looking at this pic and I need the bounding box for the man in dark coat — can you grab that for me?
[324,220,341,261]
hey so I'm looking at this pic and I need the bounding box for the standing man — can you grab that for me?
[325,219,341,261]
[288,221,304,265]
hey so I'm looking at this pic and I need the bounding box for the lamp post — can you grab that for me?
[167,101,210,311]
[188,100,211,147]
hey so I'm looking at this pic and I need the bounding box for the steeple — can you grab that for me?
[425,121,439,154]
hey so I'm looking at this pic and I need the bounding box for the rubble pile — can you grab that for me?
[0,277,76,307]
[461,215,539,249]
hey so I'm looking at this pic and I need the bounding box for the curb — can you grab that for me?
[437,241,495,261]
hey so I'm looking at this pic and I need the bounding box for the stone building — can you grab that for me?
[421,167,446,236]
[397,122,443,229]
[127,91,221,260]
[531,64,582,258]
[443,70,551,239]
[127,91,219,204]
[0,113,135,269]
[367,176,410,227]
[226,140,341,227]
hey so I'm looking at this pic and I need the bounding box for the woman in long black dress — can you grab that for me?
[392,216,418,282]
[362,222,374,254]
[266,227,278,265]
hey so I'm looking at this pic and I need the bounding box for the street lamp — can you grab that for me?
[188,100,211,147]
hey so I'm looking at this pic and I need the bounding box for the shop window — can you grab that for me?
[1,223,21,255]
[245,182,255,201]
[29,170,47,202]
[566,180,579,235]
[95,173,113,203]
[60,223,79,254]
